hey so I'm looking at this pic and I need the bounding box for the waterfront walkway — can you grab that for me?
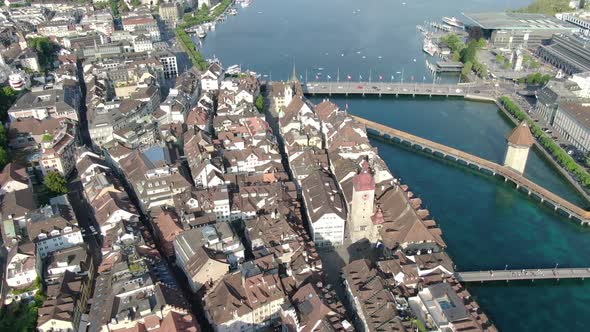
[455,268,590,282]
[352,115,590,225]
[298,81,495,97]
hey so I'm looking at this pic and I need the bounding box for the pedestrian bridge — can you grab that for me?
[351,115,590,225]
[455,268,590,282]
[299,81,494,97]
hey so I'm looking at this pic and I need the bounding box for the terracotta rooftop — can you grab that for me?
[507,121,535,147]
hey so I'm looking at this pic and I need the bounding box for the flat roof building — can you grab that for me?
[537,34,590,75]
[463,12,578,49]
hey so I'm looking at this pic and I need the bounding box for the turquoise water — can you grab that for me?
[308,96,587,207]
[201,0,590,330]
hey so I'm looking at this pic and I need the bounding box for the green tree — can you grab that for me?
[0,147,8,170]
[515,0,571,15]
[0,86,18,122]
[44,171,68,194]
[441,33,465,53]
[255,95,264,112]
[131,0,141,7]
[473,62,488,78]
[460,41,478,64]
[461,61,473,78]
[473,38,486,49]
[0,125,7,147]
[28,37,57,70]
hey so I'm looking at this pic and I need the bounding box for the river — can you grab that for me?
[200,0,590,330]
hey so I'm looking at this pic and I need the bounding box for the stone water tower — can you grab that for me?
[504,121,535,174]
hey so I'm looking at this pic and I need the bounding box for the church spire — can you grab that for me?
[291,62,298,83]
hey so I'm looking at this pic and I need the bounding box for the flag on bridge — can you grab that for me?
[391,75,395,80]
[327,75,332,79]
[345,103,349,109]
[347,75,352,80]
[359,75,363,80]
[315,75,319,80]
[410,75,414,81]
[379,75,383,80]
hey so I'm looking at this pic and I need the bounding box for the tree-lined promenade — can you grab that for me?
[499,97,590,189]
[175,0,233,70]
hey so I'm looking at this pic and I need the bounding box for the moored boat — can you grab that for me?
[442,16,464,29]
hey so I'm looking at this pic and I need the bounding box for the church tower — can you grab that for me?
[504,121,535,174]
[349,160,376,243]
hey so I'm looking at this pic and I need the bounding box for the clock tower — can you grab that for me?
[349,160,376,243]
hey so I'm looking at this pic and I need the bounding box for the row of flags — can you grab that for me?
[312,74,427,81]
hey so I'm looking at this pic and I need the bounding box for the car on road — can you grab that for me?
[387,87,392,90]
[338,86,343,89]
[568,150,575,155]
[357,86,363,89]
[372,86,379,90]
[455,89,462,93]
[474,90,480,93]
[403,88,408,92]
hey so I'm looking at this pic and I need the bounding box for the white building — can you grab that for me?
[26,197,84,258]
[301,169,346,247]
[553,102,590,153]
[201,63,223,92]
[158,52,178,78]
[5,245,38,288]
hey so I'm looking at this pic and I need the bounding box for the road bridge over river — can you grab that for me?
[298,81,496,97]
[351,115,590,225]
[455,268,590,282]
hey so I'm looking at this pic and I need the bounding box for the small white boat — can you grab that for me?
[422,38,437,56]
[229,8,238,15]
[196,27,206,38]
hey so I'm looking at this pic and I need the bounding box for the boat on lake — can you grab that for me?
[423,38,437,56]
[196,26,207,38]
[227,64,241,75]
[442,16,464,29]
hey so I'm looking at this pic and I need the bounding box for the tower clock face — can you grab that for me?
[362,193,369,201]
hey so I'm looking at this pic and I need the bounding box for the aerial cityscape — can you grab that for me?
[2,0,590,331]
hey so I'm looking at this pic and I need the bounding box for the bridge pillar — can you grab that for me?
[516,183,520,189]
[528,190,531,196]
